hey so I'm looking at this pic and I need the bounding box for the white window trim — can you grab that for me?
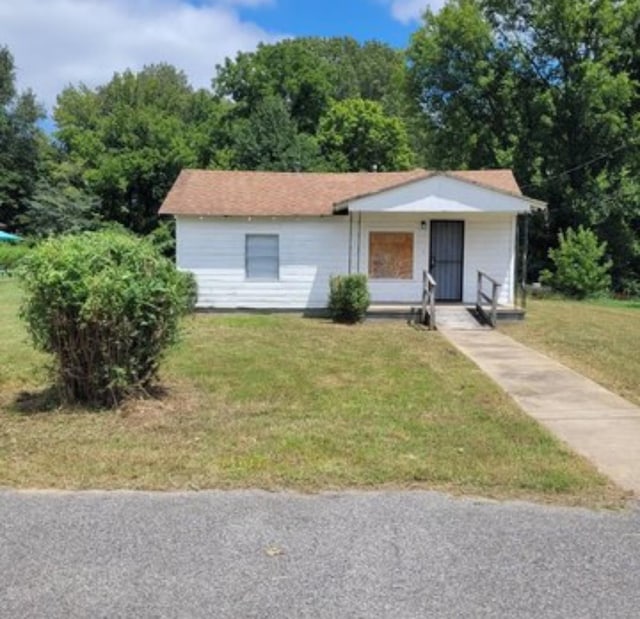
[245,234,280,281]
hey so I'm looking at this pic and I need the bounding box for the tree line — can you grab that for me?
[1,0,639,291]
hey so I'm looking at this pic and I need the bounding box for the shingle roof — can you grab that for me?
[159,169,525,217]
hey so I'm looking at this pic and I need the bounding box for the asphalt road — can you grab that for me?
[1,490,639,618]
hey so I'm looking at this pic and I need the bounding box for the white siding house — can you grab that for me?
[160,169,544,310]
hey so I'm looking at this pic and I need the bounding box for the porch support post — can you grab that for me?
[522,213,529,310]
[348,211,353,274]
[356,212,362,273]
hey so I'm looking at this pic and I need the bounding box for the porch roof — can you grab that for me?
[333,171,546,214]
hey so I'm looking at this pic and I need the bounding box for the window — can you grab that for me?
[246,234,279,280]
[369,232,414,279]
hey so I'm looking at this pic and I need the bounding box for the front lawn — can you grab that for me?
[501,298,640,406]
[0,279,623,505]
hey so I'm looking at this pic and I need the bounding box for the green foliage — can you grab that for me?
[0,45,45,227]
[213,38,414,173]
[540,227,612,298]
[0,242,29,272]
[406,0,640,287]
[407,0,516,169]
[18,177,101,238]
[318,98,414,171]
[229,96,323,171]
[619,278,640,299]
[18,230,196,407]
[54,64,219,234]
[147,219,176,259]
[214,37,407,133]
[328,274,371,323]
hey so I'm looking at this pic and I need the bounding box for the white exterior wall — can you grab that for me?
[176,216,349,309]
[176,213,516,309]
[464,214,516,305]
[351,213,516,305]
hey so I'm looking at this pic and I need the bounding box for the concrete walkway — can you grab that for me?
[441,328,640,495]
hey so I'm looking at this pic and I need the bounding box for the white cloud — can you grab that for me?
[0,0,284,112]
[381,0,446,25]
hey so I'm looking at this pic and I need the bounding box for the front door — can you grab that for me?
[429,220,464,302]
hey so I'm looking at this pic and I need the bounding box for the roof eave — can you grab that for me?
[526,197,548,211]
[158,211,340,218]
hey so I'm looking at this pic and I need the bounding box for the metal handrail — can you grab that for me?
[476,270,501,327]
[421,270,437,330]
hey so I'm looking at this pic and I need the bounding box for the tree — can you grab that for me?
[0,46,45,228]
[214,39,333,134]
[230,96,322,171]
[54,64,222,233]
[318,99,414,171]
[406,0,640,289]
[406,0,523,170]
[540,226,612,298]
[19,230,196,407]
[18,179,101,238]
[214,37,409,134]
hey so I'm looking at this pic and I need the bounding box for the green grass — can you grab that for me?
[0,279,624,505]
[0,278,48,391]
[502,298,640,406]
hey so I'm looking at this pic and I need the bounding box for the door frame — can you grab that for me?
[429,219,465,302]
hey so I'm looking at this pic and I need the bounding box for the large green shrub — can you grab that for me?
[18,230,196,407]
[328,274,370,323]
[540,226,612,299]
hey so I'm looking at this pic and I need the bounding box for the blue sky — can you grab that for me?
[0,0,442,112]
[225,0,419,47]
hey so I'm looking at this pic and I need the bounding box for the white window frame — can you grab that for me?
[245,234,279,281]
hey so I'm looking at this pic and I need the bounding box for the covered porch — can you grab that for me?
[337,173,543,327]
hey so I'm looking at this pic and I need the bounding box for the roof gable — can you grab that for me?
[159,169,535,217]
[338,172,544,214]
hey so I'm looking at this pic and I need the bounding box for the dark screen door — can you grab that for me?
[429,221,464,302]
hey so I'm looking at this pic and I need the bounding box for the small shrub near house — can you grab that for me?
[328,274,370,323]
[540,226,612,299]
[18,230,196,407]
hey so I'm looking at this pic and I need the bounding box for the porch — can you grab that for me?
[368,269,526,329]
[348,208,530,328]
[367,303,526,328]
[340,172,541,314]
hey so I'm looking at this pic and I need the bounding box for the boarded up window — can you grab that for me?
[369,232,414,279]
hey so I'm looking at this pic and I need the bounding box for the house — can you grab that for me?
[159,169,544,311]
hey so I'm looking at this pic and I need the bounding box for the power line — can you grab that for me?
[519,143,632,191]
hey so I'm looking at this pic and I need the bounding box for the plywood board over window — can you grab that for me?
[369,232,414,279]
